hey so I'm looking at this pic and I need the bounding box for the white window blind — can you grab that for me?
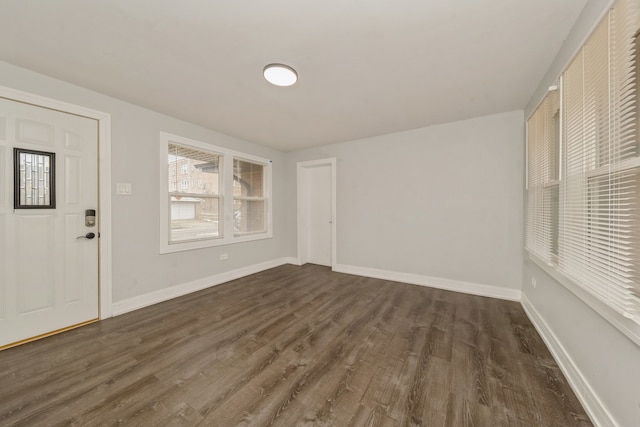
[561,1,640,323]
[526,89,560,264]
[527,0,640,328]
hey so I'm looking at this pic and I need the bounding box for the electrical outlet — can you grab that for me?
[531,277,537,288]
[219,254,228,261]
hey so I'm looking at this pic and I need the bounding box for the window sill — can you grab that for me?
[160,231,273,254]
[527,251,640,348]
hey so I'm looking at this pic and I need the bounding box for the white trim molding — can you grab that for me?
[112,257,296,316]
[0,84,113,319]
[521,294,618,427]
[332,264,521,301]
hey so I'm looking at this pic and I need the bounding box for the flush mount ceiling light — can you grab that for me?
[263,63,298,87]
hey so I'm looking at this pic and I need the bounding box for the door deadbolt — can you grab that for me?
[85,209,96,227]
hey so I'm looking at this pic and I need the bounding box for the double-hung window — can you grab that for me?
[167,143,222,244]
[526,0,640,340]
[160,132,272,253]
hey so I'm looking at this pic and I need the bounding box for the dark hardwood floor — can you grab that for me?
[0,264,592,426]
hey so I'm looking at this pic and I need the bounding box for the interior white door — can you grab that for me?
[0,97,99,348]
[306,165,332,266]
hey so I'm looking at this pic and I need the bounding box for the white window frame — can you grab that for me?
[159,132,273,253]
[525,0,640,346]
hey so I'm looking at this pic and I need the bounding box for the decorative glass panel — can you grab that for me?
[14,148,55,209]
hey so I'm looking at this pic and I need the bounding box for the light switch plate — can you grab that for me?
[117,183,132,195]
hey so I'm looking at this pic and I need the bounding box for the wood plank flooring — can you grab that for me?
[0,264,592,426]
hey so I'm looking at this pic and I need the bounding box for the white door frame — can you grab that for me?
[297,158,336,268]
[0,85,113,319]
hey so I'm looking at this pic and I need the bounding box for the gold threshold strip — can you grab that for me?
[0,318,99,351]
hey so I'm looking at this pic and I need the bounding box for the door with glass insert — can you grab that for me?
[0,97,99,348]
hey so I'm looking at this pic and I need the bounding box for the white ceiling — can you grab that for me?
[0,0,586,151]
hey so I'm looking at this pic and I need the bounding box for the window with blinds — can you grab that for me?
[527,0,640,329]
[526,89,560,264]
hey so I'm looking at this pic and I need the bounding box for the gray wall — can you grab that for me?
[0,60,288,303]
[524,1,640,425]
[285,111,524,291]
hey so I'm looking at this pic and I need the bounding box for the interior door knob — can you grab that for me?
[77,232,96,240]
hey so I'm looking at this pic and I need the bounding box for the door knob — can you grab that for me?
[77,232,96,240]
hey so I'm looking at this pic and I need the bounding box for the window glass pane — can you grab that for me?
[233,159,264,197]
[234,199,265,234]
[170,196,220,242]
[22,152,51,205]
[169,143,220,195]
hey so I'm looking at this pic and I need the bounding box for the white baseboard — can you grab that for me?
[332,263,521,301]
[112,257,296,316]
[521,294,617,427]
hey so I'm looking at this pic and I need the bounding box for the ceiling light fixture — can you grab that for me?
[263,63,298,87]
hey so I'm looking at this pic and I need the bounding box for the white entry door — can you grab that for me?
[0,97,99,348]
